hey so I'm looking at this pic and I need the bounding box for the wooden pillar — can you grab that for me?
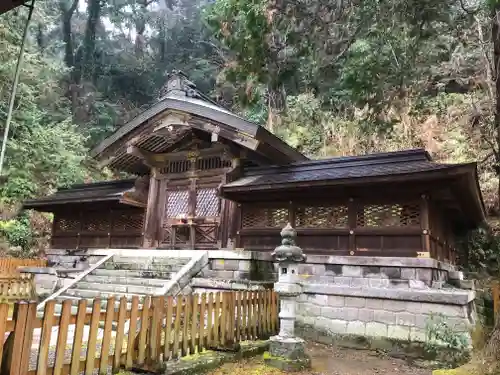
[419,194,431,259]
[188,155,198,249]
[156,179,168,246]
[228,158,242,249]
[142,169,160,248]
[347,198,357,255]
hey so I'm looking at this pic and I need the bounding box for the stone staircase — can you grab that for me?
[41,255,194,316]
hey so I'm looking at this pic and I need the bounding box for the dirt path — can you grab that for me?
[207,342,432,375]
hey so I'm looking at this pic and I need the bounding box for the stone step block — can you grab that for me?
[74,281,160,295]
[83,275,170,287]
[91,268,174,279]
[63,288,147,300]
[104,256,190,271]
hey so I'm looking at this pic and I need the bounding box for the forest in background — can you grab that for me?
[0,0,499,270]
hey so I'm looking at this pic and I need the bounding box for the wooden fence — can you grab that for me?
[0,290,278,375]
[0,259,47,278]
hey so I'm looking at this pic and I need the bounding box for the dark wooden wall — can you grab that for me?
[237,198,424,257]
[51,204,145,249]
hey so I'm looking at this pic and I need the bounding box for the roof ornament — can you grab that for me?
[158,70,201,100]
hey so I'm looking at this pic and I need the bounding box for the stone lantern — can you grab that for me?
[264,224,311,371]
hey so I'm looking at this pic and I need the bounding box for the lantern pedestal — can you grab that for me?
[264,224,311,372]
[264,337,311,371]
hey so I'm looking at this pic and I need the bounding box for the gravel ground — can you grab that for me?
[207,342,433,375]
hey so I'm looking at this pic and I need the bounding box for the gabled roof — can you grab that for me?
[91,71,307,174]
[23,179,137,211]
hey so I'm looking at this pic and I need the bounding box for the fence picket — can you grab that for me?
[199,293,206,351]
[0,303,9,370]
[37,301,55,375]
[172,296,182,360]
[181,296,189,357]
[113,297,127,371]
[190,294,198,354]
[20,302,37,375]
[85,299,101,375]
[213,292,220,346]
[70,300,87,375]
[54,300,72,375]
[228,292,235,344]
[242,291,248,341]
[149,297,161,363]
[206,293,213,347]
[163,296,173,361]
[99,297,115,374]
[138,296,151,365]
[7,302,29,375]
[125,296,139,369]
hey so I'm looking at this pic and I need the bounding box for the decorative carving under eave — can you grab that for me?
[121,175,149,206]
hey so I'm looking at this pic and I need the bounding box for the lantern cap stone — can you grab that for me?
[272,223,306,263]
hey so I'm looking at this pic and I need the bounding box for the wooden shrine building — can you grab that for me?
[23,71,486,264]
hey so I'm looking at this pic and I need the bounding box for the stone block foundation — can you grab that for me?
[192,251,476,346]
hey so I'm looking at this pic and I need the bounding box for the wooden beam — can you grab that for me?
[142,171,160,248]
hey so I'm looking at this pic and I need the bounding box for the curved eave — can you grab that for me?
[91,96,306,164]
[23,196,123,212]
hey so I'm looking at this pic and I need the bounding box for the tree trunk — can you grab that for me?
[492,4,500,212]
[81,0,102,82]
[59,0,78,71]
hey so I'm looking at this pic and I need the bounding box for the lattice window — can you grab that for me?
[112,211,144,232]
[81,215,110,232]
[356,203,420,227]
[296,206,348,228]
[54,216,80,233]
[196,188,219,217]
[242,207,289,228]
[166,190,189,218]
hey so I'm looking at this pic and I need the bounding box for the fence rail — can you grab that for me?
[0,258,47,278]
[1,290,278,375]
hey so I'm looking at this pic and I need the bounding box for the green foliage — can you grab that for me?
[2,119,89,202]
[425,313,470,368]
[458,227,500,276]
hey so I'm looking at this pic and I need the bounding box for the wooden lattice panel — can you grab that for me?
[242,207,289,228]
[196,188,219,217]
[54,216,80,233]
[296,206,348,228]
[357,203,420,227]
[112,210,145,232]
[166,190,189,218]
[81,214,110,232]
